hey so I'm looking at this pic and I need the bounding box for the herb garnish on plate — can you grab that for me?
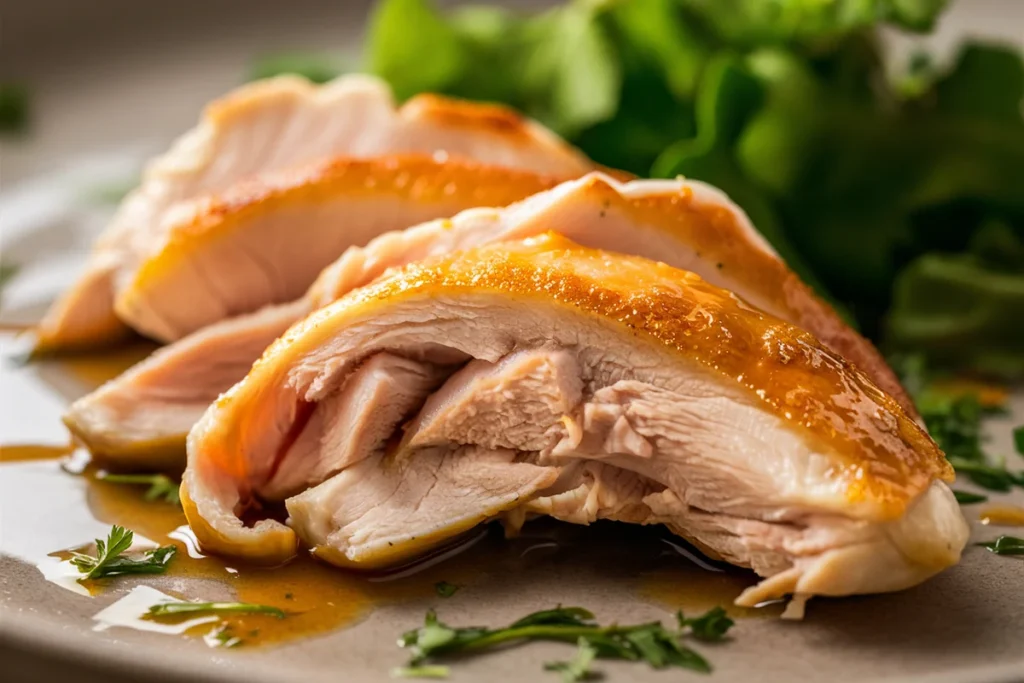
[434,581,459,598]
[397,605,733,678]
[99,473,181,505]
[978,535,1024,556]
[147,601,286,618]
[70,525,176,581]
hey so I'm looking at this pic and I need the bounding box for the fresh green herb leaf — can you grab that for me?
[398,606,717,675]
[248,53,343,84]
[677,606,734,641]
[434,581,459,598]
[1014,425,1024,456]
[392,665,451,679]
[977,535,1024,556]
[544,637,598,682]
[70,525,176,581]
[0,83,29,134]
[952,490,988,504]
[365,0,1024,376]
[147,601,286,618]
[99,473,181,505]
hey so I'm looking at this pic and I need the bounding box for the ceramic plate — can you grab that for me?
[2,2,1022,681]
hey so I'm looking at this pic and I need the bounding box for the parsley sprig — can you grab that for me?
[70,525,176,581]
[99,473,181,505]
[398,606,733,678]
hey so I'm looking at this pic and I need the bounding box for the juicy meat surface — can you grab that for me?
[182,234,966,604]
[115,157,560,342]
[36,74,590,351]
[68,172,911,467]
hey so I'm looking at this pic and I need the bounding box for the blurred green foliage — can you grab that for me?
[364,0,1024,376]
[0,83,30,134]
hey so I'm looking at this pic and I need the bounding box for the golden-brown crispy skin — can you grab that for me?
[570,175,916,418]
[37,75,595,353]
[117,156,560,313]
[401,93,590,169]
[195,234,947,526]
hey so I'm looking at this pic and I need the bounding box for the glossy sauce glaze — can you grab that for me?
[979,504,1024,527]
[0,443,762,649]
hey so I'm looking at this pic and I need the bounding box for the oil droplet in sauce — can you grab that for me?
[979,504,1024,527]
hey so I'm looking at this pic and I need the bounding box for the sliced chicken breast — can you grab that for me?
[67,173,913,467]
[62,160,556,465]
[182,234,966,604]
[36,74,591,351]
[115,155,560,342]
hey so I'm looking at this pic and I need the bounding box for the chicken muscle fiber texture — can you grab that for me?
[66,172,912,468]
[183,234,965,605]
[35,73,592,351]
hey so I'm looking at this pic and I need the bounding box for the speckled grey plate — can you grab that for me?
[2,2,1023,682]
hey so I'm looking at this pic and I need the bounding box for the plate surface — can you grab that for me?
[2,2,1023,682]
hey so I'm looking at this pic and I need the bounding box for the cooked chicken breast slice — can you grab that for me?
[115,156,559,342]
[182,234,965,603]
[62,160,554,466]
[68,173,912,467]
[36,74,591,351]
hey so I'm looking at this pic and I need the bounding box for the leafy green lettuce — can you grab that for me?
[365,0,1024,376]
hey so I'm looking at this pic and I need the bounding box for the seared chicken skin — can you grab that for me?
[66,173,911,467]
[61,158,556,468]
[36,74,591,351]
[183,234,966,604]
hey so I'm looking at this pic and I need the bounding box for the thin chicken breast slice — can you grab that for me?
[182,234,965,603]
[62,161,554,466]
[67,173,912,467]
[36,74,591,351]
[115,156,559,342]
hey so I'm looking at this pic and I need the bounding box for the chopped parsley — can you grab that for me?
[894,353,1024,493]
[1014,425,1024,456]
[434,581,459,598]
[398,605,732,678]
[677,606,734,641]
[70,525,176,581]
[99,473,181,505]
[977,535,1024,556]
